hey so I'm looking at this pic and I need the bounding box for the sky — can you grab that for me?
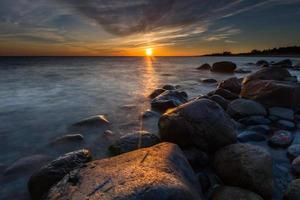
[0,0,300,56]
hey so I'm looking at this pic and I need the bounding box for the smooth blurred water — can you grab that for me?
[0,56,300,199]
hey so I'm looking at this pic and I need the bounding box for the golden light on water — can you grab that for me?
[145,48,153,56]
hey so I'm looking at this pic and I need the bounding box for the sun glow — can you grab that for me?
[145,48,153,56]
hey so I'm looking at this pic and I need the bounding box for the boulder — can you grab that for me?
[159,99,237,152]
[284,179,300,200]
[4,154,53,176]
[214,143,273,198]
[151,90,188,112]
[149,88,166,99]
[268,130,293,148]
[109,131,160,155]
[269,107,295,121]
[200,78,217,83]
[72,115,109,127]
[227,99,267,119]
[238,115,271,126]
[211,186,264,200]
[243,67,292,84]
[241,80,300,110]
[207,88,239,100]
[287,144,300,159]
[273,59,293,67]
[49,134,84,146]
[208,95,229,110]
[44,143,203,200]
[197,63,211,70]
[28,149,92,200]
[211,61,237,73]
[218,77,241,94]
[292,156,300,174]
[256,60,269,66]
[237,131,265,142]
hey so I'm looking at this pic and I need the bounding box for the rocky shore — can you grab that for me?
[2,59,300,200]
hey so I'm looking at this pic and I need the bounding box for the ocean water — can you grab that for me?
[0,56,300,199]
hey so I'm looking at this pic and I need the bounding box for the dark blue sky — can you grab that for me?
[0,0,300,56]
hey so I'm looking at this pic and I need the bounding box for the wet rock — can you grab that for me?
[273,59,293,68]
[4,154,53,176]
[218,77,241,94]
[268,130,293,148]
[197,63,211,70]
[269,107,294,121]
[159,99,237,152]
[109,131,160,155]
[211,61,237,73]
[276,120,296,130]
[292,156,300,174]
[288,144,300,159]
[284,179,300,200]
[141,109,160,119]
[149,88,166,99]
[246,125,271,134]
[45,143,203,200]
[237,131,265,142]
[28,149,92,200]
[241,80,300,110]
[73,115,110,127]
[162,84,176,90]
[238,115,271,126]
[49,134,84,146]
[208,95,229,110]
[183,147,209,168]
[207,88,239,100]
[151,90,188,112]
[256,60,269,66]
[200,78,217,83]
[243,67,292,84]
[214,143,273,199]
[234,68,252,74]
[227,99,267,119]
[211,186,264,200]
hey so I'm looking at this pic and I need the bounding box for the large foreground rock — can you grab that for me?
[28,149,92,200]
[211,61,236,73]
[159,99,237,152]
[227,98,267,118]
[211,186,263,200]
[214,143,273,199]
[241,80,300,110]
[45,143,203,200]
[151,90,188,112]
[243,67,292,84]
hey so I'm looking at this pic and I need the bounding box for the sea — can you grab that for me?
[0,56,300,199]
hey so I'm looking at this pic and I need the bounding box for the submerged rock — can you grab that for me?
[218,77,241,94]
[227,98,267,119]
[72,115,110,127]
[211,61,237,73]
[159,99,237,152]
[200,78,217,83]
[151,90,188,112]
[268,130,293,148]
[241,80,300,110]
[109,131,160,155]
[197,63,211,70]
[214,143,273,199]
[269,107,295,121]
[28,149,92,200]
[284,179,300,200]
[288,144,300,159]
[45,143,203,200]
[211,186,264,200]
[49,134,84,146]
[4,154,53,176]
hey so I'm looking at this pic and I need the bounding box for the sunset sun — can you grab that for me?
[145,48,153,56]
